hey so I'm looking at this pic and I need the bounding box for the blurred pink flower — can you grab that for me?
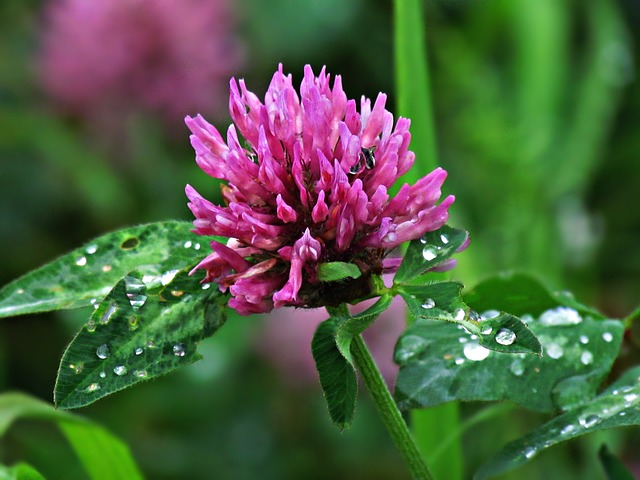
[39,0,241,122]
[258,295,407,388]
[187,64,455,315]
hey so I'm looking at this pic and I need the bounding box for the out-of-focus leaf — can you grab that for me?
[474,367,640,480]
[54,270,227,409]
[463,271,604,319]
[598,444,635,480]
[0,392,142,480]
[0,463,45,480]
[0,221,210,318]
[394,226,468,284]
[395,302,622,412]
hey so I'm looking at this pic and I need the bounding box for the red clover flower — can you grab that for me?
[186,65,454,314]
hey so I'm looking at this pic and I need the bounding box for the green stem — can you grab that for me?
[351,335,434,480]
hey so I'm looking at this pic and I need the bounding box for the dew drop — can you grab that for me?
[124,276,147,309]
[171,290,184,298]
[113,365,128,376]
[579,414,600,428]
[102,265,112,272]
[86,320,97,332]
[523,447,537,459]
[453,308,465,321]
[86,383,100,393]
[440,234,449,244]
[421,298,435,309]
[173,343,186,357]
[560,424,576,435]
[480,310,500,320]
[160,270,180,286]
[419,237,428,244]
[546,342,564,359]
[458,337,468,343]
[602,332,613,343]
[96,344,110,359]
[75,256,87,266]
[183,240,193,248]
[580,351,594,365]
[510,358,525,376]
[463,343,490,361]
[579,335,589,344]
[147,341,156,348]
[422,246,438,261]
[135,347,144,356]
[202,283,211,290]
[481,325,493,335]
[539,307,582,326]
[454,358,465,365]
[69,363,84,375]
[194,243,201,250]
[101,302,117,324]
[86,244,98,254]
[495,328,516,346]
[134,370,148,378]
[99,371,106,378]
[623,393,638,403]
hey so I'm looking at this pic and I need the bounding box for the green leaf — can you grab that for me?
[598,444,635,480]
[311,317,357,430]
[395,308,622,412]
[316,262,362,282]
[54,269,227,409]
[463,271,605,319]
[398,282,542,355]
[393,225,468,284]
[0,392,142,480]
[0,463,46,480]
[0,221,212,318]
[311,296,394,430]
[474,367,640,480]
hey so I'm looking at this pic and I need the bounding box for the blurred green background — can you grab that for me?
[1,0,639,478]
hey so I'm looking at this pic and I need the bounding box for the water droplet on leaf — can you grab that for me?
[579,414,600,428]
[173,343,186,357]
[481,325,493,335]
[134,370,148,378]
[453,308,465,321]
[560,424,575,435]
[602,332,613,343]
[539,307,582,326]
[480,310,500,320]
[183,241,193,248]
[510,358,525,376]
[86,244,98,254]
[96,344,110,359]
[69,363,84,374]
[440,234,449,244]
[135,347,143,356]
[580,351,594,365]
[523,447,537,459]
[422,246,438,261]
[113,365,127,376]
[86,320,97,332]
[421,298,435,309]
[101,302,117,324]
[463,343,490,361]
[124,276,147,309]
[495,328,516,346]
[454,358,464,365]
[75,256,87,266]
[160,270,180,286]
[579,335,589,344]
[102,265,112,272]
[546,342,564,359]
[86,383,100,393]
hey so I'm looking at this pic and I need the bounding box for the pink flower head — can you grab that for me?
[39,0,242,122]
[186,65,455,314]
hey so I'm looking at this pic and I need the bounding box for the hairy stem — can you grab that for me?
[351,335,434,480]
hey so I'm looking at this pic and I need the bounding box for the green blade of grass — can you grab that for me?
[394,2,463,479]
